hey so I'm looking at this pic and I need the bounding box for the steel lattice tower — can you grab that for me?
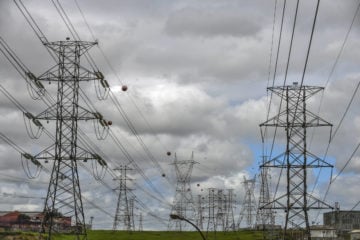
[238,176,257,229]
[168,152,197,231]
[138,213,143,231]
[206,188,217,238]
[224,189,236,231]
[215,189,225,231]
[31,40,107,240]
[113,165,134,231]
[196,194,204,230]
[260,83,333,240]
[256,156,275,229]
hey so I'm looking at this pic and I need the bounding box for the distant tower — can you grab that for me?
[89,216,94,230]
[256,156,275,229]
[168,152,197,231]
[260,84,333,239]
[238,176,257,229]
[129,197,136,231]
[224,189,236,231]
[215,189,225,231]
[113,165,134,231]
[138,213,143,232]
[196,194,204,230]
[206,188,217,237]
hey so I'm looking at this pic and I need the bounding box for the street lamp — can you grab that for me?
[170,214,206,240]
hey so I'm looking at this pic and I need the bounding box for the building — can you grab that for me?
[310,225,337,239]
[350,230,360,240]
[0,211,71,232]
[324,211,360,234]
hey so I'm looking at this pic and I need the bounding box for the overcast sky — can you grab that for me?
[0,0,360,231]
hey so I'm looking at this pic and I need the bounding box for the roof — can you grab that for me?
[324,210,360,214]
[310,225,336,230]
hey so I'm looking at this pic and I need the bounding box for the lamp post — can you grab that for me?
[170,214,206,240]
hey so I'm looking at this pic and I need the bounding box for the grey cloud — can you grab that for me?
[164,7,263,38]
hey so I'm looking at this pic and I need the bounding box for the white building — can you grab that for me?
[350,229,360,240]
[310,225,337,240]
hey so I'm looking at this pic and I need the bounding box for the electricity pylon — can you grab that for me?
[168,152,197,231]
[224,189,236,231]
[255,156,275,229]
[30,39,108,240]
[138,213,143,231]
[215,189,225,231]
[206,188,217,237]
[260,83,333,240]
[113,165,134,231]
[237,176,257,229]
[196,194,204,230]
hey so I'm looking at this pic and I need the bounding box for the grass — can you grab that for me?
[0,230,265,240]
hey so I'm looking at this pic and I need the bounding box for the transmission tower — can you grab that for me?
[113,165,135,231]
[168,152,197,231]
[196,194,204,230]
[224,189,236,231]
[206,188,217,238]
[255,156,275,229]
[260,83,333,240]
[237,176,257,229]
[28,39,108,240]
[88,216,94,230]
[215,189,225,231]
[138,213,143,232]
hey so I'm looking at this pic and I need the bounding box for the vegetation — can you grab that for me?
[0,230,264,240]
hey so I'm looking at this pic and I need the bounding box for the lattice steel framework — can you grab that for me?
[113,165,134,231]
[138,213,143,231]
[238,176,257,229]
[260,83,333,240]
[215,189,225,231]
[224,189,236,231]
[206,188,217,237]
[32,40,107,240]
[168,152,197,231]
[256,156,275,228]
[196,194,204,230]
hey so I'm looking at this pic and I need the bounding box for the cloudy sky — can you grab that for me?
[0,0,360,230]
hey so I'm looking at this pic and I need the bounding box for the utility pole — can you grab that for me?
[30,39,108,240]
[260,83,333,240]
[238,176,257,229]
[168,152,197,231]
[113,165,134,231]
